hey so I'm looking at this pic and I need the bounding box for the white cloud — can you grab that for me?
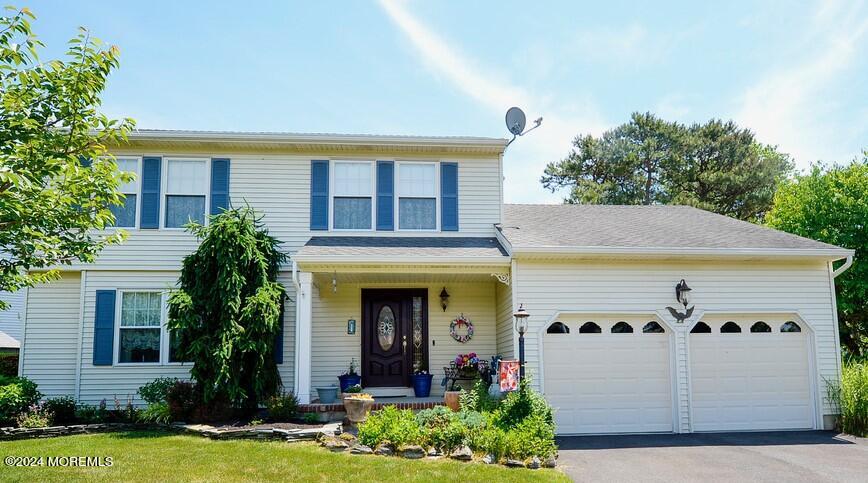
[734,0,868,168]
[377,0,607,203]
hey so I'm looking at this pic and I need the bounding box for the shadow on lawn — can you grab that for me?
[556,431,855,450]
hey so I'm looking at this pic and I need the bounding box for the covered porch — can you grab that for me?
[290,237,513,404]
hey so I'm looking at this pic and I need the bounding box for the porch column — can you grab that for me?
[294,271,313,404]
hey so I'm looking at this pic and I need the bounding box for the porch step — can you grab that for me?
[299,398,445,414]
[366,387,413,397]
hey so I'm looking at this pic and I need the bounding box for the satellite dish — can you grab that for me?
[505,107,526,136]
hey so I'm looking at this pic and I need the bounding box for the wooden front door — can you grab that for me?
[361,289,427,387]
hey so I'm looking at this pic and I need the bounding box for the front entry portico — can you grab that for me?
[361,289,428,388]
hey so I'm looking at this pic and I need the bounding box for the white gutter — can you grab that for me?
[832,255,854,278]
[291,255,511,266]
[510,245,854,259]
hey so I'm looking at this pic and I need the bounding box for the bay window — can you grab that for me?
[108,158,139,228]
[165,159,207,228]
[332,161,373,230]
[398,163,437,230]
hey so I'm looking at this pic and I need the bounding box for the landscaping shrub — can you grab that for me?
[166,381,197,422]
[358,406,421,448]
[503,413,557,459]
[138,377,179,405]
[828,359,868,436]
[492,379,553,431]
[302,413,319,424]
[74,404,106,424]
[0,375,41,425]
[457,409,487,430]
[459,379,499,413]
[467,426,507,461]
[265,392,298,421]
[43,396,77,425]
[16,403,53,428]
[139,402,172,424]
[416,406,466,453]
[0,353,18,377]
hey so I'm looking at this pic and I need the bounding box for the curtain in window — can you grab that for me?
[166,195,206,228]
[109,195,137,227]
[334,197,372,229]
[399,198,436,230]
[119,329,160,363]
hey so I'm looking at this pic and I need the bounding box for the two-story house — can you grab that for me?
[18,130,853,435]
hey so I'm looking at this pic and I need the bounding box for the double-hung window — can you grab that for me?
[165,159,208,228]
[332,161,373,230]
[117,291,188,364]
[397,163,437,230]
[108,158,139,228]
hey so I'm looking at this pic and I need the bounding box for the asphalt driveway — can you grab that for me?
[556,431,868,482]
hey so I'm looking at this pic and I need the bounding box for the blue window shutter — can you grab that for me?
[140,157,162,229]
[376,161,394,231]
[210,158,231,215]
[78,156,92,168]
[310,160,329,230]
[93,290,116,366]
[441,162,459,231]
[274,296,285,364]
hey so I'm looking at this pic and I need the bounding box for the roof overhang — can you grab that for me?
[509,245,854,261]
[110,130,508,157]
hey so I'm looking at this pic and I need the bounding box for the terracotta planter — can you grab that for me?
[444,391,461,412]
[344,398,375,423]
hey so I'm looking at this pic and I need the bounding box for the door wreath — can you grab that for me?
[450,314,474,343]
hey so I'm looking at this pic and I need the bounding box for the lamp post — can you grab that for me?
[513,304,529,380]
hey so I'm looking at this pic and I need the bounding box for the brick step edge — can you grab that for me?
[299,401,445,413]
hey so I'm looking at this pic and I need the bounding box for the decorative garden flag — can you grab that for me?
[499,360,520,392]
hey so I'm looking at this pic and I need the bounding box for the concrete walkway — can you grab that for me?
[556,431,868,482]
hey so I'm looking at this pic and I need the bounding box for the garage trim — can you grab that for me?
[538,310,679,434]
[681,310,822,432]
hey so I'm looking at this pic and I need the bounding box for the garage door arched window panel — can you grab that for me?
[642,321,665,333]
[690,321,711,333]
[578,322,601,334]
[720,321,742,333]
[750,321,771,333]
[780,321,802,333]
[611,321,634,334]
[546,322,570,334]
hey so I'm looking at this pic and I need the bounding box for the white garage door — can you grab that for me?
[543,318,673,434]
[690,319,814,432]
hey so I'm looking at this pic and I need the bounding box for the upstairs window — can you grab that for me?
[165,159,207,228]
[109,158,139,228]
[398,163,437,230]
[333,161,373,230]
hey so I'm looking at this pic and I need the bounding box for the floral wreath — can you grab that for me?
[450,314,474,343]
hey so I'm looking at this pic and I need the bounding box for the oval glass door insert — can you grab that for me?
[377,305,396,351]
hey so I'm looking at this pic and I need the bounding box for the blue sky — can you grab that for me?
[25,0,868,202]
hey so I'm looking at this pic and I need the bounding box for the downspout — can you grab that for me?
[832,255,854,279]
[827,254,853,428]
[291,259,301,397]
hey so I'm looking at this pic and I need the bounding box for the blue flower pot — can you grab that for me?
[412,374,434,398]
[338,374,362,392]
[316,386,339,404]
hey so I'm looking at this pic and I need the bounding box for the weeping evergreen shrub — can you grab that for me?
[167,206,287,410]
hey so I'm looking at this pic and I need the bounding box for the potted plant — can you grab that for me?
[412,369,434,398]
[341,383,362,399]
[343,392,374,424]
[338,358,361,392]
[315,385,339,404]
[455,352,480,376]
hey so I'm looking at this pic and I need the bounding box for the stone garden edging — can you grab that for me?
[0,423,166,441]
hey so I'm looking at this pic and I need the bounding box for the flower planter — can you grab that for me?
[338,374,361,392]
[315,386,339,404]
[444,391,461,411]
[344,397,374,423]
[412,374,434,398]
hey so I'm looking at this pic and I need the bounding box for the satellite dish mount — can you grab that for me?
[505,106,542,147]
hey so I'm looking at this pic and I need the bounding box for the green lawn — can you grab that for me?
[0,431,568,482]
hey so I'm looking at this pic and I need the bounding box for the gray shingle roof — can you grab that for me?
[500,204,845,252]
[296,237,509,258]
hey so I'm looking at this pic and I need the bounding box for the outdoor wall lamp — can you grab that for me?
[439,287,450,312]
[667,279,695,323]
[513,304,529,379]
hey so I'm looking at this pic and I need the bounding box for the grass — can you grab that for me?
[0,431,568,482]
[828,358,868,437]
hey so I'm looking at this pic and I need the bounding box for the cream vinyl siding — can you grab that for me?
[20,273,80,397]
[77,271,296,404]
[514,259,840,417]
[495,281,514,359]
[310,281,498,396]
[74,153,502,271]
[0,290,24,342]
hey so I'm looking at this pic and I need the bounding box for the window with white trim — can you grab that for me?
[165,159,207,228]
[117,291,188,364]
[332,161,373,230]
[108,158,139,228]
[398,163,437,230]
